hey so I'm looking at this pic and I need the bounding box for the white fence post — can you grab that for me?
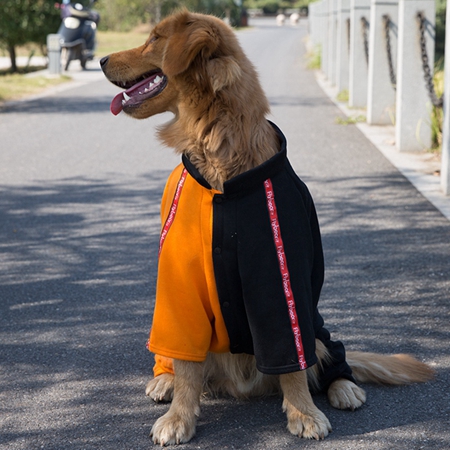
[349,0,371,108]
[441,1,450,194]
[336,0,351,92]
[395,0,435,152]
[309,2,319,47]
[319,0,328,61]
[321,0,330,75]
[310,1,326,54]
[367,0,398,125]
[327,0,338,84]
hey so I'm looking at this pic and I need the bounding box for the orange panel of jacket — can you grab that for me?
[148,164,231,364]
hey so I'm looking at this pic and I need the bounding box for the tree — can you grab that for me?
[0,0,61,72]
[96,0,151,31]
[95,0,243,31]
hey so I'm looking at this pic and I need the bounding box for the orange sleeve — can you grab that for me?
[153,354,174,377]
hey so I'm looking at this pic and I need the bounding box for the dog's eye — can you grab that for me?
[149,35,159,44]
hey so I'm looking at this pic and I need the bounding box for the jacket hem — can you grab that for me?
[256,356,318,375]
[149,345,207,363]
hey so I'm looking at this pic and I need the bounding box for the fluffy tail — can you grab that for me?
[347,351,435,385]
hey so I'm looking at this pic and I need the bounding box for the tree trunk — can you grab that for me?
[8,44,18,73]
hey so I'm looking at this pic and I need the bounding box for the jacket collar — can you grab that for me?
[182,121,288,196]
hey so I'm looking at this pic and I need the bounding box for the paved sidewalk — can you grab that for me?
[0,56,48,70]
[0,55,101,76]
[316,72,450,221]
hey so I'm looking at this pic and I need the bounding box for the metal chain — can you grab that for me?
[382,14,397,90]
[361,16,369,66]
[417,11,443,108]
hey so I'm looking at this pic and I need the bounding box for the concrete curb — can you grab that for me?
[315,71,450,220]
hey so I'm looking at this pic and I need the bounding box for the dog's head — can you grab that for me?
[101,10,245,119]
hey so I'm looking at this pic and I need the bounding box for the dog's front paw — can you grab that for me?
[283,402,332,440]
[151,411,196,446]
[146,374,175,402]
[327,378,366,410]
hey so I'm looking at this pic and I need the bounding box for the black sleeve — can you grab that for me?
[313,309,356,391]
[309,200,325,309]
[291,169,356,389]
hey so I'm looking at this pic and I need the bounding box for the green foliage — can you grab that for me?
[0,0,61,71]
[336,89,349,103]
[431,69,444,150]
[95,0,165,32]
[305,44,321,69]
[427,0,445,150]
[0,0,61,46]
[95,0,243,31]
[435,0,446,61]
[335,114,366,125]
[94,0,317,31]
[180,0,243,26]
[246,0,309,13]
[259,0,279,14]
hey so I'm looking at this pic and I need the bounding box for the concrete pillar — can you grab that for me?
[327,0,338,84]
[336,0,351,92]
[319,1,328,49]
[309,1,324,49]
[309,2,317,45]
[47,34,61,75]
[367,0,398,125]
[441,0,450,194]
[321,0,330,75]
[349,0,371,108]
[395,0,435,152]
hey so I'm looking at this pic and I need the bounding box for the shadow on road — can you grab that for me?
[0,171,449,449]
[1,95,112,115]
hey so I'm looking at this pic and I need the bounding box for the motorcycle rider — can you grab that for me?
[57,0,100,70]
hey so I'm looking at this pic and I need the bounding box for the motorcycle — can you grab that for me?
[57,0,100,70]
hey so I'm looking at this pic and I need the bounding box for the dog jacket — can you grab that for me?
[148,123,354,385]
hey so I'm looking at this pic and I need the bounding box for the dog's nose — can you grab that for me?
[100,56,109,71]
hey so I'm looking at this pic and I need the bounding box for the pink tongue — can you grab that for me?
[110,92,124,116]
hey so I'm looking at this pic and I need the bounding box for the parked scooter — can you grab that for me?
[57,0,100,70]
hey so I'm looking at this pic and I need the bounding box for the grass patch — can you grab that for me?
[0,72,71,103]
[96,29,150,57]
[0,28,150,61]
[335,114,366,125]
[0,29,149,102]
[336,89,349,103]
[431,69,444,151]
[305,44,321,70]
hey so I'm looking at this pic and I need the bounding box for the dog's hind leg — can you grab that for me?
[280,370,332,440]
[327,378,366,410]
[150,359,203,445]
[312,338,366,411]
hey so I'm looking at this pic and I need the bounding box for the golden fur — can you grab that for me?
[102,10,434,445]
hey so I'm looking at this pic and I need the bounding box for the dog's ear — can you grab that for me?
[162,20,220,77]
[206,56,242,92]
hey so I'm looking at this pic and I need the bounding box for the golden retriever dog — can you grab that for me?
[101,10,434,446]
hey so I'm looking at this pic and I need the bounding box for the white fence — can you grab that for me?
[309,0,450,196]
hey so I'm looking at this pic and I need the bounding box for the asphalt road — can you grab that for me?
[1,17,449,450]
